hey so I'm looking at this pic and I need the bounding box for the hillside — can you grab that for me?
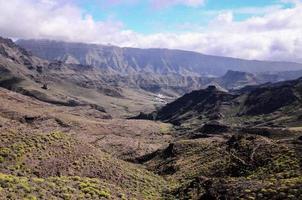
[0,131,169,199]
[133,78,302,199]
[0,86,173,161]
[140,134,302,200]
[137,77,302,129]
[151,86,237,126]
[0,86,174,199]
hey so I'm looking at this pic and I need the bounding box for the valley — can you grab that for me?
[0,37,301,200]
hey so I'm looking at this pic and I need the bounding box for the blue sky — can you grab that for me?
[75,0,293,33]
[0,0,301,62]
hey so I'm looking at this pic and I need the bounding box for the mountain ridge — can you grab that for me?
[17,39,302,77]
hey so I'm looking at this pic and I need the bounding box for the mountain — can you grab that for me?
[17,39,302,77]
[3,36,302,126]
[16,39,302,105]
[2,36,223,117]
[238,78,302,116]
[216,69,302,90]
[217,70,260,89]
[257,70,302,83]
[1,36,178,117]
[137,77,302,128]
[145,86,237,126]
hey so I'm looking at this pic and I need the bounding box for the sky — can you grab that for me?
[0,0,302,62]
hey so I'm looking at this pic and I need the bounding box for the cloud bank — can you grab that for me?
[0,0,302,62]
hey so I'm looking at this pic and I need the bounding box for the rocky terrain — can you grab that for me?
[0,81,175,199]
[0,37,301,199]
[134,78,302,200]
[141,134,302,199]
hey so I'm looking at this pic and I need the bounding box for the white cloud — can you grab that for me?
[210,11,233,26]
[0,0,302,62]
[0,0,123,42]
[150,0,206,8]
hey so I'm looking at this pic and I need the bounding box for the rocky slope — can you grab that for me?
[140,134,302,200]
[0,87,173,161]
[238,78,302,116]
[133,78,302,199]
[0,86,173,199]
[150,86,237,126]
[0,131,169,199]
